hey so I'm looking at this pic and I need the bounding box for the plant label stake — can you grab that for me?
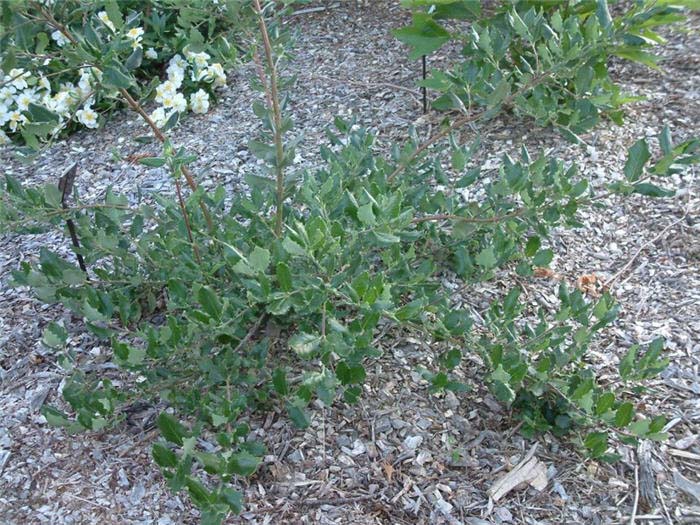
[422,54,428,114]
[58,163,89,276]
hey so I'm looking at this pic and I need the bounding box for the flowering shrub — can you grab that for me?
[0,0,250,148]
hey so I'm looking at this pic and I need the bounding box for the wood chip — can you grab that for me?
[488,444,548,502]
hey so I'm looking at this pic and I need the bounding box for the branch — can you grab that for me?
[386,72,551,183]
[412,209,523,225]
[252,0,287,238]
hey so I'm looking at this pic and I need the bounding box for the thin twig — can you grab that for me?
[302,494,375,508]
[173,178,201,264]
[603,214,686,291]
[630,464,640,525]
[230,312,269,356]
[412,209,523,225]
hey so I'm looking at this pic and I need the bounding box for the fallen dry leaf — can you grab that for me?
[576,273,603,297]
[533,267,559,279]
[125,153,157,164]
[382,461,394,482]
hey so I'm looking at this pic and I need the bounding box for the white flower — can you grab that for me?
[191,67,208,83]
[0,86,16,105]
[145,48,158,59]
[171,93,187,113]
[166,64,185,87]
[51,30,69,47]
[15,90,38,111]
[37,76,51,92]
[149,107,172,128]
[189,89,210,114]
[126,27,144,49]
[127,27,144,40]
[169,54,187,70]
[8,69,30,90]
[0,105,10,126]
[0,129,10,145]
[205,63,226,88]
[155,80,178,103]
[76,105,99,129]
[160,93,175,109]
[47,92,71,116]
[8,110,28,132]
[77,73,92,98]
[97,11,116,32]
[186,51,210,68]
[59,82,76,94]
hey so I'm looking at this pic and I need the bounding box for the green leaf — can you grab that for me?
[584,431,609,458]
[393,13,451,60]
[249,246,271,274]
[282,237,307,257]
[102,66,133,89]
[157,413,188,446]
[441,348,462,370]
[138,157,167,167]
[490,365,515,405]
[43,183,63,208]
[272,368,288,396]
[372,231,401,245]
[659,125,673,155]
[357,203,376,226]
[532,249,553,267]
[632,183,674,198]
[219,487,243,514]
[525,236,541,257]
[186,476,211,505]
[125,47,143,70]
[276,262,293,291]
[27,103,58,124]
[42,407,71,427]
[286,401,310,429]
[198,286,222,321]
[487,79,511,108]
[595,392,616,415]
[619,345,638,381]
[624,139,651,182]
[613,48,661,70]
[162,110,180,132]
[289,332,321,358]
[615,402,635,427]
[105,1,124,29]
[42,322,67,349]
[152,443,178,468]
[336,361,366,385]
[475,246,497,268]
[229,451,261,477]
[596,0,612,28]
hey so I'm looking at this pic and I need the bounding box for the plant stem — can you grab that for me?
[412,209,524,225]
[174,177,202,264]
[117,88,214,232]
[253,0,286,238]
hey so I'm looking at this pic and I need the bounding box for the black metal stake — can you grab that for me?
[58,163,89,276]
[422,54,428,114]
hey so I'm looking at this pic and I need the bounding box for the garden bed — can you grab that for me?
[1,2,699,524]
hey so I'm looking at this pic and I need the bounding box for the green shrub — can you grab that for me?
[1,1,698,522]
[396,0,694,141]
